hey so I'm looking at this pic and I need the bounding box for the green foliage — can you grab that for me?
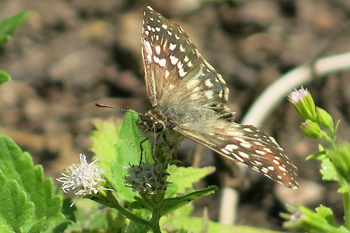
[164,205,279,233]
[0,134,66,232]
[320,158,338,182]
[0,11,29,45]
[0,170,34,231]
[0,11,29,85]
[0,70,11,85]
[285,89,350,232]
[112,112,153,202]
[161,186,217,215]
[282,205,349,233]
[167,165,215,195]
[90,117,122,189]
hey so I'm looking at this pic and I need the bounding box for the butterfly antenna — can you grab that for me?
[95,103,144,116]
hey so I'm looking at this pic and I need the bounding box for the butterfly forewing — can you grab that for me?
[140,6,298,188]
[142,6,229,113]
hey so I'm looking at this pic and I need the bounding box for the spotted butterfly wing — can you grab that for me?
[177,120,298,187]
[140,6,298,188]
[142,6,231,117]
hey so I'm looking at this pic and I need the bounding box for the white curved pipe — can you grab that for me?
[242,52,350,126]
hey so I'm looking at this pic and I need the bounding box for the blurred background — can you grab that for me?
[1,0,350,231]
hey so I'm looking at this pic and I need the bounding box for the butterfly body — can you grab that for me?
[138,6,298,188]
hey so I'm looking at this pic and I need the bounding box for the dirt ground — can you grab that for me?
[1,1,350,231]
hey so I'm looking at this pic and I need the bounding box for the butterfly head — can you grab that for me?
[136,110,167,134]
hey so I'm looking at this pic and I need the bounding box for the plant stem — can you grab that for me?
[150,203,162,233]
[96,191,152,228]
[343,192,350,230]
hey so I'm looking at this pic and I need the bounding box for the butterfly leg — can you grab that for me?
[139,137,150,165]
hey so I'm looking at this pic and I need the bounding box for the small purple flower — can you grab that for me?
[289,89,308,104]
[288,88,317,121]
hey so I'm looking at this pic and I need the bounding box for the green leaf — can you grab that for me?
[67,199,108,230]
[106,209,127,233]
[306,151,327,161]
[161,186,218,216]
[333,120,341,138]
[320,158,338,182]
[125,220,149,233]
[27,218,46,233]
[328,142,350,183]
[165,204,278,233]
[0,11,29,45]
[0,171,34,231]
[0,70,11,85]
[282,205,350,233]
[90,117,123,189]
[0,134,65,232]
[166,165,215,197]
[130,197,152,211]
[315,205,335,226]
[91,113,153,202]
[112,112,152,202]
[52,221,72,233]
[338,183,350,194]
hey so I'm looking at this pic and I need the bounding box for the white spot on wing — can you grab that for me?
[256,150,266,155]
[225,144,238,151]
[153,55,159,63]
[165,70,170,78]
[205,79,214,87]
[155,46,161,55]
[179,69,187,77]
[170,55,179,65]
[159,58,166,67]
[241,142,252,149]
[261,167,269,173]
[169,43,176,51]
[279,166,287,172]
[179,44,185,52]
[238,151,249,159]
[205,91,214,99]
[233,154,245,162]
[273,159,280,165]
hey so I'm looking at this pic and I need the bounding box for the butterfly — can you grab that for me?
[116,6,298,188]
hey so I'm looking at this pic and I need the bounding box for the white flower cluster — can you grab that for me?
[57,154,112,206]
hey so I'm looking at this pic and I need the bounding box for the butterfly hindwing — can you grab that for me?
[174,119,298,188]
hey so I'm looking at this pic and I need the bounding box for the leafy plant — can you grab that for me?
[0,11,28,85]
[281,88,350,233]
